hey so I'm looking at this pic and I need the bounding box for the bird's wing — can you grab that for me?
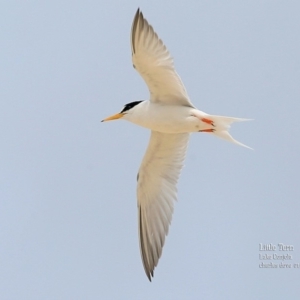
[137,131,190,280]
[131,9,194,107]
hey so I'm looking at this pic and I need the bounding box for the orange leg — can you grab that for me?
[201,117,215,126]
[199,129,215,133]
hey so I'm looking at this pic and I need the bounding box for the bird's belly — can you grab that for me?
[130,106,206,133]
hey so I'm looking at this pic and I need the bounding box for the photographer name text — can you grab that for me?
[258,243,299,269]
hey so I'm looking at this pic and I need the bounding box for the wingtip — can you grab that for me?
[146,269,154,282]
[135,7,142,20]
[132,8,142,54]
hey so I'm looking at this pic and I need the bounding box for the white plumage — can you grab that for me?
[137,132,189,279]
[102,8,251,281]
[131,9,192,106]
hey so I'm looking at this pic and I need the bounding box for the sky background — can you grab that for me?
[1,1,300,299]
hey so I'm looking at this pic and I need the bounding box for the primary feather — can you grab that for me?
[131,9,194,106]
[137,132,189,280]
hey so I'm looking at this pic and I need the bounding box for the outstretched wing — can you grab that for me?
[137,131,190,280]
[131,9,194,107]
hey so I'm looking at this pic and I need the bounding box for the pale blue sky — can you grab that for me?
[1,1,300,299]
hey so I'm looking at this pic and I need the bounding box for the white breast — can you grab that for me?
[123,101,203,133]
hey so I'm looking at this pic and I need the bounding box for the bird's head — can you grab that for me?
[101,101,144,122]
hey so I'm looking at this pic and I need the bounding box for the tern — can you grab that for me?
[102,8,251,281]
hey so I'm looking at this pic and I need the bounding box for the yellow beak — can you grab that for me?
[101,112,124,122]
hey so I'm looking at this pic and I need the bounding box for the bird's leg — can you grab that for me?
[199,129,215,133]
[197,116,215,132]
[191,114,215,132]
[201,117,215,127]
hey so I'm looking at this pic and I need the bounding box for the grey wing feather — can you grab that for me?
[137,131,190,280]
[131,9,194,107]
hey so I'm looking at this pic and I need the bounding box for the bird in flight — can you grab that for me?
[102,8,251,281]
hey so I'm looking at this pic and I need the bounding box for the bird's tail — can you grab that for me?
[207,115,252,149]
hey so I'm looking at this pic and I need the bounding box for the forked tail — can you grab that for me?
[209,115,252,149]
